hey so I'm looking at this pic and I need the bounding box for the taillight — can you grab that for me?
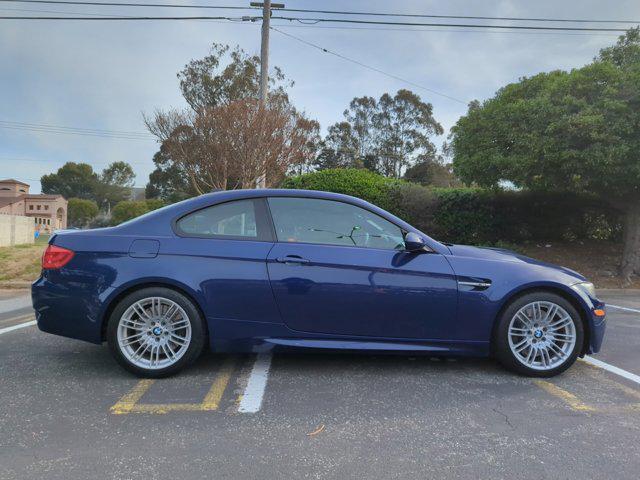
[42,245,75,270]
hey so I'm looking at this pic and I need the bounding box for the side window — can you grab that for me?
[268,197,405,250]
[176,199,262,239]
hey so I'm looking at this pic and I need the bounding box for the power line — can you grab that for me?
[0,14,633,32]
[0,156,153,166]
[270,27,467,105]
[0,6,136,15]
[0,120,155,140]
[0,0,249,10]
[0,14,246,19]
[270,17,633,33]
[1,1,638,24]
[272,23,620,37]
[275,7,640,25]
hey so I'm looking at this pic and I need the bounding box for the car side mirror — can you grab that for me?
[404,232,428,252]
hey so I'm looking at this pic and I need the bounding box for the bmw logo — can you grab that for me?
[534,329,543,339]
[152,326,163,336]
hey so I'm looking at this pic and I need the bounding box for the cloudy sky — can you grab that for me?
[1,0,639,193]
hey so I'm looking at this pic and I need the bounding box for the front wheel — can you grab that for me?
[107,287,206,378]
[494,292,584,377]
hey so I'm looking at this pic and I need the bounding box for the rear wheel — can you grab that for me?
[494,292,584,377]
[107,287,206,378]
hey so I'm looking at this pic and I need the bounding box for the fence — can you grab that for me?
[0,215,34,247]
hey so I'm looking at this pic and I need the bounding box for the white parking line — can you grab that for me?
[583,356,640,386]
[607,304,640,314]
[0,320,37,335]
[238,353,272,413]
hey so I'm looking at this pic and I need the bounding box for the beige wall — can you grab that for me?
[0,182,29,197]
[0,199,25,216]
[0,215,34,247]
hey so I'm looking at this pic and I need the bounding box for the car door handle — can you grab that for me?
[276,255,310,265]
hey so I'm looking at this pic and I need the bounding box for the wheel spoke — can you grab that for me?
[548,341,566,358]
[509,326,528,334]
[168,319,189,331]
[540,348,548,367]
[169,333,187,346]
[164,304,179,321]
[515,311,531,326]
[551,332,575,340]
[121,320,146,332]
[542,304,558,324]
[513,338,529,353]
[132,303,150,321]
[120,331,146,343]
[548,316,571,329]
[524,346,536,365]
[533,303,542,321]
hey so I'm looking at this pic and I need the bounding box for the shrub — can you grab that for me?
[110,199,165,225]
[67,198,99,228]
[282,168,402,211]
[283,168,623,245]
[387,182,438,232]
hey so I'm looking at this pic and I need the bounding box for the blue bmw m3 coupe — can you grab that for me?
[32,189,606,378]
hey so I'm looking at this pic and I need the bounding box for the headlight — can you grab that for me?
[571,281,597,301]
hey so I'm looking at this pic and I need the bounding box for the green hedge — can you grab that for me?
[282,169,622,245]
[110,199,166,225]
[282,168,402,212]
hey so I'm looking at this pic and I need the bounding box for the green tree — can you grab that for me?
[95,161,136,211]
[321,90,443,178]
[67,198,99,227]
[314,122,362,171]
[146,149,196,202]
[450,28,640,282]
[41,161,137,212]
[178,43,291,111]
[41,162,98,199]
[403,159,462,187]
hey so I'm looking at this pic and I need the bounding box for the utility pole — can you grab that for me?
[250,1,284,188]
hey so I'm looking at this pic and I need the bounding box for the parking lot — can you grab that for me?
[1,290,639,480]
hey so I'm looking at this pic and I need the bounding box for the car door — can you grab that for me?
[171,198,281,324]
[266,197,458,340]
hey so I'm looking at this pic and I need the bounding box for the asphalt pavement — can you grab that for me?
[0,289,639,480]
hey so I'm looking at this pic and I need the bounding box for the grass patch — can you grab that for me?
[0,235,49,284]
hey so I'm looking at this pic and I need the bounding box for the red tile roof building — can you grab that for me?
[0,179,68,233]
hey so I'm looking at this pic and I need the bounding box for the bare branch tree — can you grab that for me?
[145,99,318,192]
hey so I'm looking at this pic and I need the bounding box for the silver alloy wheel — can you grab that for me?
[507,301,577,371]
[116,297,192,370]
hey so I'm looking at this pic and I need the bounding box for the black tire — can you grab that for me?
[107,287,207,378]
[494,291,584,377]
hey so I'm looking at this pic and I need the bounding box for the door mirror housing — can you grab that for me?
[404,232,428,252]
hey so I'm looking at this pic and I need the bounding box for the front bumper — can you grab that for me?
[587,301,606,354]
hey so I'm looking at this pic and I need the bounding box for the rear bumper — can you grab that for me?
[32,276,113,344]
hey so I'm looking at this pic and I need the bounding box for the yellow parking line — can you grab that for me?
[201,357,236,411]
[110,357,237,415]
[534,380,596,412]
[581,362,640,401]
[129,403,207,414]
[110,379,155,415]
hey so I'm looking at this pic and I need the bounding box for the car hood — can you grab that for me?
[447,244,587,282]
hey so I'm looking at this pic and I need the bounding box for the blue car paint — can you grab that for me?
[32,189,606,356]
